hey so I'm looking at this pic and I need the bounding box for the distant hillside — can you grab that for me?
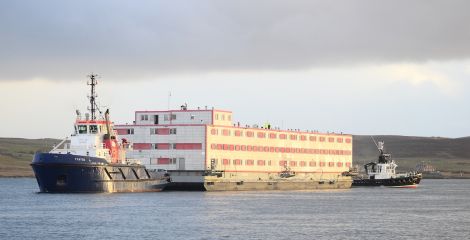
[0,136,469,177]
[0,138,61,177]
[353,135,470,177]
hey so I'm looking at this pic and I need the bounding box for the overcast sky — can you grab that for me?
[1,0,469,139]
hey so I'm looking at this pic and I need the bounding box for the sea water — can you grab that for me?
[1,178,469,240]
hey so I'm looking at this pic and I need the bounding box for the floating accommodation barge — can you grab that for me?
[115,107,353,191]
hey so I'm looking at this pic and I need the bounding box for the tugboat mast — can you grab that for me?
[87,74,100,120]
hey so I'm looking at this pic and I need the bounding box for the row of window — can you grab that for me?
[150,128,177,135]
[117,128,135,135]
[140,114,177,122]
[133,143,202,150]
[210,143,352,156]
[117,128,177,135]
[211,128,351,143]
[151,157,181,165]
[210,158,352,168]
[214,113,232,121]
[75,125,105,134]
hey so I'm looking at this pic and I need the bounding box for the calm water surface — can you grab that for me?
[1,179,469,240]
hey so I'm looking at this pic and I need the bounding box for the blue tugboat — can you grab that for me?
[31,74,169,193]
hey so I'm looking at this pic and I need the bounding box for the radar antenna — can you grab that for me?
[370,136,384,154]
[87,73,101,120]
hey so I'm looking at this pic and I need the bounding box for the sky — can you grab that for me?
[1,0,470,139]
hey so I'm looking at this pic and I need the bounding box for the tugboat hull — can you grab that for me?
[352,175,422,188]
[31,153,168,193]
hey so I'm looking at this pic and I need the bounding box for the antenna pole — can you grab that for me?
[371,136,384,154]
[168,91,171,110]
[87,74,99,120]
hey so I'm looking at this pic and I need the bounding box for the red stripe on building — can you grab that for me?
[157,158,170,164]
[133,143,152,150]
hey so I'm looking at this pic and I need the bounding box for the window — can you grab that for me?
[290,135,298,140]
[164,114,176,121]
[211,129,218,135]
[233,159,242,165]
[78,125,87,134]
[319,137,325,142]
[309,161,316,167]
[140,115,149,121]
[328,162,335,167]
[309,136,317,141]
[89,125,98,134]
[235,145,240,151]
[269,133,277,139]
[300,161,306,167]
[279,134,287,139]
[246,131,254,137]
[245,160,254,165]
[228,115,232,121]
[170,128,177,135]
[222,129,230,136]
[215,114,219,120]
[337,138,343,143]
[337,162,343,167]
[127,129,134,135]
[268,160,272,166]
[328,137,335,143]
[257,160,266,166]
[171,143,177,149]
[279,160,287,166]
[257,132,266,138]
[346,138,352,144]
[223,159,230,165]
[235,130,243,137]
[300,135,307,141]
[290,161,297,167]
[222,114,225,121]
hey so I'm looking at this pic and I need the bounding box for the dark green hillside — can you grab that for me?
[0,136,469,178]
[353,135,470,177]
[0,138,60,177]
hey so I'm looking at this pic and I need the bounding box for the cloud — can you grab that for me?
[1,0,470,81]
[372,63,456,95]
